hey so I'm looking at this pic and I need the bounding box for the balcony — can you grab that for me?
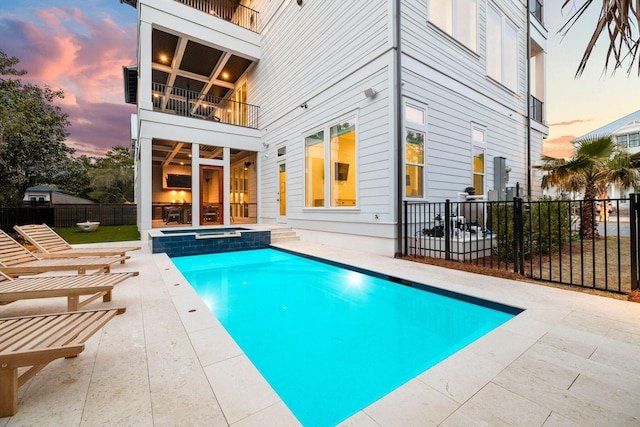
[152,82,259,129]
[530,0,543,25]
[174,0,259,32]
[530,95,543,124]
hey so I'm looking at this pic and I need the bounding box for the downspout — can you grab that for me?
[526,0,532,199]
[394,0,403,256]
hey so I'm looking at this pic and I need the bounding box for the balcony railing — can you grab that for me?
[530,0,543,25]
[175,0,259,32]
[152,82,259,129]
[530,95,543,124]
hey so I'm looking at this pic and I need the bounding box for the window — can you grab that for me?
[616,134,628,148]
[487,5,518,91]
[472,127,486,195]
[630,133,639,148]
[304,117,357,207]
[430,0,477,51]
[405,104,427,198]
[405,131,425,197]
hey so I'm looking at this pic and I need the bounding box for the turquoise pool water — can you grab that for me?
[172,248,518,426]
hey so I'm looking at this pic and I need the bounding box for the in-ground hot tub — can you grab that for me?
[148,227,270,257]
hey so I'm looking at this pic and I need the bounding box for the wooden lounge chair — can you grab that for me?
[0,271,138,311]
[0,230,128,277]
[0,307,126,417]
[14,224,141,264]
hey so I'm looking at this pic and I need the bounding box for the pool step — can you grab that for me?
[270,228,300,243]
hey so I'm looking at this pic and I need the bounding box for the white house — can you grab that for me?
[573,108,640,200]
[23,185,95,206]
[120,0,548,256]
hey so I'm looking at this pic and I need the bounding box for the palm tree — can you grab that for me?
[561,1,640,75]
[535,136,640,239]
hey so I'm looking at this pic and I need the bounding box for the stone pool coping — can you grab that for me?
[1,238,639,425]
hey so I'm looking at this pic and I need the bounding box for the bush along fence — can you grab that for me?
[0,204,137,233]
[404,194,639,295]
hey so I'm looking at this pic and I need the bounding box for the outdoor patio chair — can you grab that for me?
[165,207,181,224]
[0,270,138,311]
[0,307,126,417]
[13,224,140,264]
[0,230,128,277]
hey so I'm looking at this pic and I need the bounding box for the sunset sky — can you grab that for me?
[1,1,638,159]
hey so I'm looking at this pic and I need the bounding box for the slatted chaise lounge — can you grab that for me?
[0,271,138,311]
[0,307,126,417]
[14,224,141,264]
[0,230,128,277]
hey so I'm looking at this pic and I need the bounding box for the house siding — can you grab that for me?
[401,0,539,199]
[251,0,396,250]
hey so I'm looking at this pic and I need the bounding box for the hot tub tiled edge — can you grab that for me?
[149,228,271,257]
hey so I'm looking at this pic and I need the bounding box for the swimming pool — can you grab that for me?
[172,248,520,426]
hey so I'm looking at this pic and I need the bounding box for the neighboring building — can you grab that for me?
[23,185,95,206]
[573,108,640,200]
[121,0,548,256]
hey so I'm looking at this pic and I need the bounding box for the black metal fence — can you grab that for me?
[0,204,137,233]
[404,195,638,294]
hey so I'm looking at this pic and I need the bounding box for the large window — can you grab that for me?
[630,133,640,148]
[487,5,518,91]
[472,126,486,195]
[405,104,426,198]
[430,0,477,51]
[305,117,357,207]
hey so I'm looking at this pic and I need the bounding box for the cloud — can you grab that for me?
[0,7,136,155]
[543,135,576,159]
[64,100,136,157]
[548,118,593,127]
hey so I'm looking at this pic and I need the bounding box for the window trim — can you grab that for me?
[429,0,478,52]
[303,113,359,209]
[471,124,486,196]
[486,4,519,92]
[404,100,428,200]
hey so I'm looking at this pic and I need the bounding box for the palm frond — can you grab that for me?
[561,0,640,76]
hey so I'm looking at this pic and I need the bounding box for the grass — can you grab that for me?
[529,236,631,293]
[53,225,140,244]
[404,235,633,298]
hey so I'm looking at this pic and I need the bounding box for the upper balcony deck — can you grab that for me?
[121,0,259,33]
[175,0,259,33]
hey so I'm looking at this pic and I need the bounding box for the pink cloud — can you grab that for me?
[548,118,593,127]
[1,7,136,155]
[543,135,576,159]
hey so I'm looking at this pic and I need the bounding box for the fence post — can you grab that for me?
[631,193,639,291]
[403,200,408,256]
[445,200,451,260]
[513,197,525,274]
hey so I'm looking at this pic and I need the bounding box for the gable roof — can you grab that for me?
[573,109,640,143]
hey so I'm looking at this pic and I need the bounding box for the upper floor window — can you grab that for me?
[487,5,518,91]
[430,0,477,51]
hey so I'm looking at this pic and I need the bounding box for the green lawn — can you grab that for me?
[54,225,140,244]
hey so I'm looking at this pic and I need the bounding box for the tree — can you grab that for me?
[561,1,640,75]
[535,136,640,239]
[0,50,73,206]
[54,155,93,199]
[88,146,134,203]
